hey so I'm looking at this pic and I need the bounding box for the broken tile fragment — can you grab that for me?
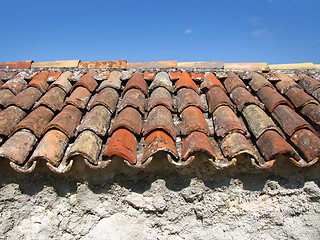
[180,106,210,136]
[190,72,204,82]
[103,128,137,165]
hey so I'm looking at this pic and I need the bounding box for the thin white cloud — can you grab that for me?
[251,29,270,38]
[267,0,274,3]
[184,29,192,34]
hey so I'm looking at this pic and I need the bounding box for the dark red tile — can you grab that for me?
[71,71,97,92]
[77,105,112,137]
[169,71,181,80]
[190,72,204,82]
[230,87,264,112]
[64,86,91,109]
[1,79,27,95]
[28,70,49,93]
[87,87,119,113]
[103,128,137,165]
[7,87,42,110]
[147,87,175,112]
[181,132,216,163]
[180,106,210,136]
[0,130,36,165]
[250,72,274,92]
[206,86,235,114]
[272,105,316,137]
[142,130,178,164]
[224,72,247,93]
[149,72,173,93]
[312,88,320,102]
[66,130,102,167]
[143,105,176,140]
[49,71,72,93]
[176,88,205,113]
[212,106,247,138]
[143,71,156,81]
[0,89,15,108]
[291,129,320,165]
[175,72,199,94]
[274,72,300,94]
[13,106,54,138]
[109,107,142,135]
[220,132,262,168]
[0,106,26,137]
[117,89,145,114]
[0,60,33,69]
[242,104,284,139]
[301,103,320,125]
[97,71,121,91]
[285,87,318,109]
[31,129,69,167]
[257,130,304,167]
[257,86,293,113]
[34,87,66,112]
[200,72,226,92]
[43,105,82,138]
[298,73,320,95]
[123,72,147,95]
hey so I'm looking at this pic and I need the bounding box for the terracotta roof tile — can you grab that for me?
[71,72,97,92]
[177,88,205,113]
[79,60,126,69]
[7,87,42,110]
[0,71,6,79]
[224,63,269,71]
[76,105,111,137]
[149,72,173,93]
[180,106,210,136]
[143,105,176,140]
[178,61,223,69]
[127,61,177,69]
[103,128,137,165]
[123,72,148,96]
[175,72,200,94]
[257,86,293,113]
[109,107,142,135]
[97,71,122,91]
[1,62,320,172]
[147,87,175,112]
[31,60,80,68]
[34,87,66,112]
[64,86,91,109]
[28,71,49,93]
[87,87,119,113]
[43,105,82,138]
[0,60,33,69]
[30,129,69,167]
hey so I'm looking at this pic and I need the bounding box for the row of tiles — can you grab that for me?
[0,60,320,71]
[0,69,319,173]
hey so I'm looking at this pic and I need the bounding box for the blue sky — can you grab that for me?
[0,0,319,64]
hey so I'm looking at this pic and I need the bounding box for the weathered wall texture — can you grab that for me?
[1,154,320,240]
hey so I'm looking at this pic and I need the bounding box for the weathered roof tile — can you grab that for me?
[175,72,200,94]
[64,86,91,109]
[71,72,98,92]
[34,87,66,112]
[177,88,205,113]
[28,71,49,93]
[79,60,126,69]
[0,60,33,69]
[180,106,210,136]
[147,87,175,112]
[87,87,119,113]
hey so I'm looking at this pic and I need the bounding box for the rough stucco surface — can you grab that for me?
[1,154,320,240]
